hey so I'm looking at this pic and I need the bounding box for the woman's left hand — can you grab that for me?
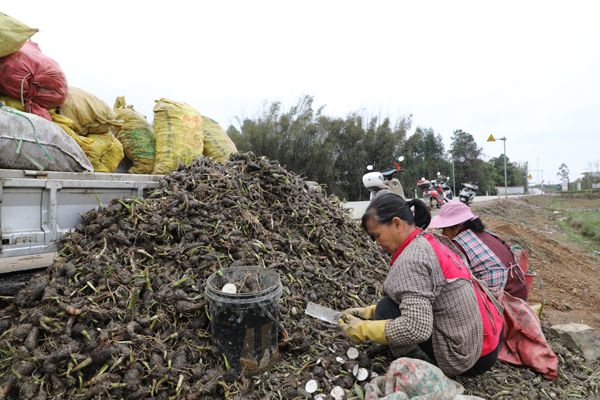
[342,304,376,320]
[338,314,388,345]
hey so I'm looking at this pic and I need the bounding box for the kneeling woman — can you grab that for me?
[339,193,503,377]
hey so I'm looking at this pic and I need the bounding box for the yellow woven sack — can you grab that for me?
[84,132,124,172]
[152,98,204,174]
[60,87,121,135]
[0,12,38,57]
[50,111,95,154]
[50,111,123,172]
[0,95,25,110]
[201,116,238,163]
[113,96,155,174]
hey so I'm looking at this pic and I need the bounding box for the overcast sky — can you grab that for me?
[4,0,599,183]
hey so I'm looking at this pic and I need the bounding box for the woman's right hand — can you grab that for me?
[343,304,376,320]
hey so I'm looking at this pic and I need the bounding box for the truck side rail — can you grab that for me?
[1,169,162,259]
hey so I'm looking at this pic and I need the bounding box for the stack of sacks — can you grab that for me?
[201,115,238,162]
[113,96,155,174]
[151,98,240,174]
[57,87,124,172]
[152,98,205,174]
[0,16,68,120]
[0,99,93,172]
[0,12,38,57]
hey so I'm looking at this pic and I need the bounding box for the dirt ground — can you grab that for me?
[471,193,600,330]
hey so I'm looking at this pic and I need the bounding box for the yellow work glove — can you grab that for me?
[338,314,388,345]
[343,304,377,320]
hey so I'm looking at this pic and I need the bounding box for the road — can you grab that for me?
[343,195,525,220]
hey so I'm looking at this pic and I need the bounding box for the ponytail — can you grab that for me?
[407,199,431,229]
[463,217,485,232]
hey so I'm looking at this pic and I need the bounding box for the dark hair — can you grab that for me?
[361,193,431,231]
[463,217,485,232]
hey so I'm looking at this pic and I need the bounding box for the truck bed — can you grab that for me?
[1,168,161,262]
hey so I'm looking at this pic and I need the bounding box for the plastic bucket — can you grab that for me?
[524,272,537,294]
[205,266,282,374]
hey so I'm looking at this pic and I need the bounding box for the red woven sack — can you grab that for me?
[0,41,67,120]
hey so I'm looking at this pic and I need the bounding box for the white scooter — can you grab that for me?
[459,182,478,205]
[362,156,406,200]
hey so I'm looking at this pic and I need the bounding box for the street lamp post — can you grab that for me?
[487,135,507,198]
[451,160,455,195]
[451,156,465,196]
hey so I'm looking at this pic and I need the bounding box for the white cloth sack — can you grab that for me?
[0,105,93,172]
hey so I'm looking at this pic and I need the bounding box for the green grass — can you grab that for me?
[558,219,600,260]
[565,210,600,243]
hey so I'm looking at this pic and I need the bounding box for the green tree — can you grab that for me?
[557,163,569,181]
[228,96,410,200]
[400,127,448,197]
[489,155,526,187]
[448,130,497,195]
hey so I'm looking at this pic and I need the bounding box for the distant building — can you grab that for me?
[575,171,600,190]
[582,171,600,180]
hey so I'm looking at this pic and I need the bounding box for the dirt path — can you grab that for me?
[471,193,600,329]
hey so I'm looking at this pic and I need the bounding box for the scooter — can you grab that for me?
[433,173,453,201]
[362,156,406,200]
[417,172,453,209]
[459,182,478,205]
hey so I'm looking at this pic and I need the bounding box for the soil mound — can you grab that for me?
[474,197,600,328]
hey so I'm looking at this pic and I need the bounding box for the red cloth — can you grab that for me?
[498,292,558,380]
[424,233,503,357]
[476,231,528,301]
[0,41,68,120]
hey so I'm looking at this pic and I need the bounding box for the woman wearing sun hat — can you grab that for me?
[429,201,528,300]
[429,201,561,380]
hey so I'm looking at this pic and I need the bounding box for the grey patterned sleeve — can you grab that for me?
[384,295,433,345]
[383,237,438,346]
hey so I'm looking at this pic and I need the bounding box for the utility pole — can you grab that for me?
[451,156,465,196]
[451,159,456,195]
[487,135,507,198]
[530,168,544,194]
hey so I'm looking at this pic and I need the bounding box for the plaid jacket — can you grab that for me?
[453,229,508,298]
[383,234,484,377]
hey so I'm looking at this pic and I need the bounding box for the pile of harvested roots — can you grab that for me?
[0,153,388,399]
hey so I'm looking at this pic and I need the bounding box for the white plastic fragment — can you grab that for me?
[352,364,359,377]
[314,395,326,400]
[335,356,345,364]
[305,379,318,394]
[346,347,359,360]
[331,385,345,399]
[356,367,369,381]
[221,283,237,294]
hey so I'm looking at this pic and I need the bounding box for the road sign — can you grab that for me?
[527,174,532,180]
[487,134,495,142]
